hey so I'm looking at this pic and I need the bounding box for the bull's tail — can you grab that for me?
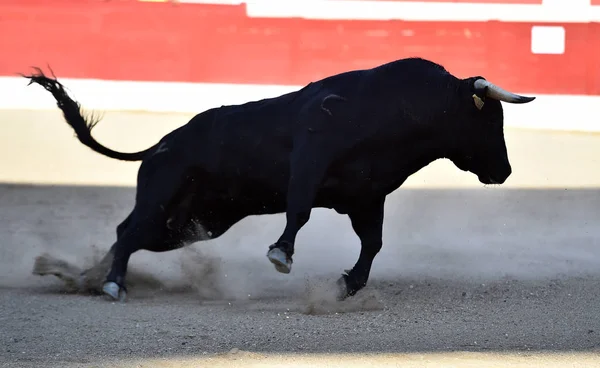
[22,67,156,162]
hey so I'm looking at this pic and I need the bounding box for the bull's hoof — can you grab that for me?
[102,282,127,302]
[266,247,292,274]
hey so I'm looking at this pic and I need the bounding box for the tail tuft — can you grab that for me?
[21,66,155,162]
[22,67,100,138]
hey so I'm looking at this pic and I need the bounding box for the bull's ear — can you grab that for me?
[472,94,485,110]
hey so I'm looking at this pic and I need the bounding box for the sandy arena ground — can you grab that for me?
[1,109,599,367]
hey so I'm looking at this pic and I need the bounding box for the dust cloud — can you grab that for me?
[6,184,597,317]
[172,215,387,314]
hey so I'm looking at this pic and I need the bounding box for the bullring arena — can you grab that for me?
[1,0,600,367]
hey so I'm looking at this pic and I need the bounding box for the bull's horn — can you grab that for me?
[474,79,536,104]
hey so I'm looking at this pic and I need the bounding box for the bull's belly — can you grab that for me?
[206,181,360,217]
[314,177,402,214]
[214,181,288,216]
[207,166,405,217]
[321,170,405,195]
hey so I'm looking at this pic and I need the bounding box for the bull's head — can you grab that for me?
[450,77,535,185]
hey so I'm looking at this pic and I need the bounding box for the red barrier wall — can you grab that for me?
[1,0,598,95]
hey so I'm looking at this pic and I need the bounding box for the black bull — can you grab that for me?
[23,57,535,302]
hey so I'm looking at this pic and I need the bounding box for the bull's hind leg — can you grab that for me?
[116,211,133,239]
[77,212,132,293]
[336,197,385,300]
[101,215,168,301]
[101,208,198,301]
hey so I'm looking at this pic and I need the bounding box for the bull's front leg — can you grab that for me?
[337,197,385,300]
[266,143,331,274]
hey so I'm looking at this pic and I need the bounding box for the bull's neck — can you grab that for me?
[399,123,454,177]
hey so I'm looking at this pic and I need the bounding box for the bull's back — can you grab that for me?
[171,89,307,194]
